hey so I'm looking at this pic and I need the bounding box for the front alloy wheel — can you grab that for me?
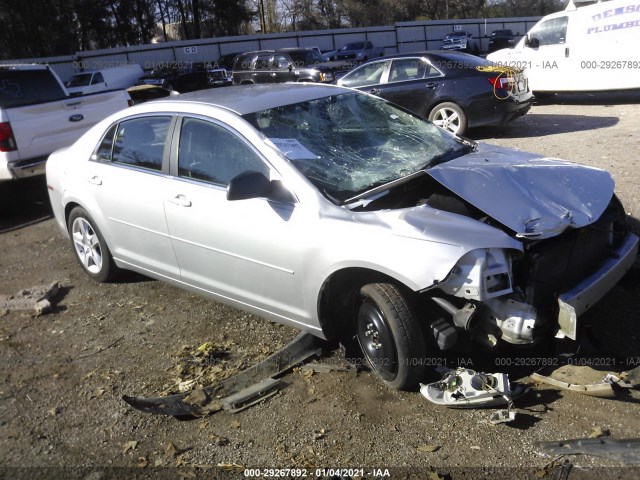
[356,283,428,390]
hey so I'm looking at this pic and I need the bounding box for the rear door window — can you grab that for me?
[93,116,172,171]
[388,59,428,83]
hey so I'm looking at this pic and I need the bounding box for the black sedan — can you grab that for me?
[336,51,532,135]
[488,29,516,53]
[138,62,210,92]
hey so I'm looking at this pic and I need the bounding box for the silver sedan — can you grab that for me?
[46,84,638,389]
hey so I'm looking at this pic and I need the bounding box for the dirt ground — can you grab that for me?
[1,92,639,480]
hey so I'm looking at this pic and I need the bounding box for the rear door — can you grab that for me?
[84,115,180,278]
[374,58,443,117]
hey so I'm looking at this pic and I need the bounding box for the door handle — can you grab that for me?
[167,194,192,207]
[87,175,102,185]
[425,82,437,89]
[565,47,570,58]
[270,73,277,77]
[369,88,380,95]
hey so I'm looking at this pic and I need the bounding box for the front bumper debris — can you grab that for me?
[123,332,325,417]
[558,232,639,339]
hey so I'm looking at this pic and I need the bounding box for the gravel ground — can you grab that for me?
[1,92,639,480]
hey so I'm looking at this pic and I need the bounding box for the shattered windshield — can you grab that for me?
[243,92,463,202]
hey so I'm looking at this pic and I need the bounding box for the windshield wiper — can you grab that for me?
[342,170,427,207]
[428,143,475,168]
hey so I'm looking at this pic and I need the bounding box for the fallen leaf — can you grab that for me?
[89,388,105,399]
[183,388,208,406]
[470,445,480,450]
[122,440,138,454]
[197,342,213,353]
[417,444,441,453]
[208,434,229,446]
[136,456,148,468]
[176,467,196,478]
[230,420,241,429]
[166,441,179,457]
[427,472,445,480]
[198,420,209,432]
[154,459,165,467]
[588,426,610,438]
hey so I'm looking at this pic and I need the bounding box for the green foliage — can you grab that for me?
[0,0,565,59]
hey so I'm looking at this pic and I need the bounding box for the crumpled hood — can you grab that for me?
[425,143,615,239]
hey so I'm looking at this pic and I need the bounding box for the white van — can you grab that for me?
[66,64,144,95]
[487,0,640,93]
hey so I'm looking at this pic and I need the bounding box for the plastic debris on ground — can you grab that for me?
[420,367,517,424]
[0,281,60,315]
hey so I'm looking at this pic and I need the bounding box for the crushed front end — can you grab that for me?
[429,196,638,349]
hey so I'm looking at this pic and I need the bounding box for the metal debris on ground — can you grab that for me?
[535,438,640,465]
[489,409,516,425]
[122,332,324,417]
[0,281,60,315]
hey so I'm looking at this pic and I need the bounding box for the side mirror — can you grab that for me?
[525,35,540,49]
[227,171,295,203]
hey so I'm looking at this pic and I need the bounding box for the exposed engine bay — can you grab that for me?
[352,173,634,349]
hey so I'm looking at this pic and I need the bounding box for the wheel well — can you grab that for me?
[317,267,414,341]
[240,80,254,85]
[64,202,81,228]
[427,99,465,118]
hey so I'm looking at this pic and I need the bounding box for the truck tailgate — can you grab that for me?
[5,90,129,163]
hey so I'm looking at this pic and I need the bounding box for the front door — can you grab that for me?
[163,116,313,326]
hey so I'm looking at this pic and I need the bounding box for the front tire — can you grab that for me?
[356,283,427,390]
[68,207,118,282]
[428,102,467,135]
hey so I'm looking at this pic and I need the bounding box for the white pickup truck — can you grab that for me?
[0,64,132,180]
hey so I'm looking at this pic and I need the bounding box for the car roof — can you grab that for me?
[277,47,315,52]
[361,50,484,63]
[162,83,349,115]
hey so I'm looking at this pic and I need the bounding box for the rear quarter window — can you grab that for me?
[0,69,67,108]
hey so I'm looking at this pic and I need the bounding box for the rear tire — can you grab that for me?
[356,283,427,390]
[68,207,118,282]
[428,102,467,135]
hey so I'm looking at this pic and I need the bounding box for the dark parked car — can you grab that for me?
[337,51,532,135]
[138,63,210,92]
[206,68,233,87]
[441,31,480,55]
[488,29,516,53]
[214,52,241,71]
[126,85,173,104]
[232,49,340,85]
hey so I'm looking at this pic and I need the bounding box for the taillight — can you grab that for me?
[487,76,512,90]
[0,122,17,152]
